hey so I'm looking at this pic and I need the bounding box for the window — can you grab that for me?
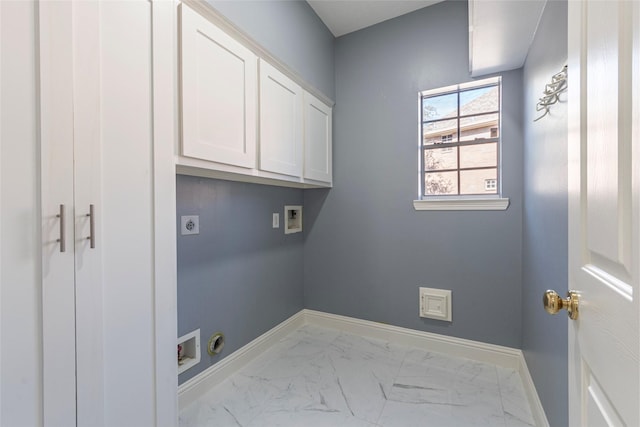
[441,134,453,143]
[485,179,497,191]
[419,77,501,198]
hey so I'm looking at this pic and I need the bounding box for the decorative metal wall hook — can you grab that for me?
[534,65,567,122]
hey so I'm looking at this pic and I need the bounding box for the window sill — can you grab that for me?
[413,197,510,211]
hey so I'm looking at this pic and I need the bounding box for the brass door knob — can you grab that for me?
[543,290,579,320]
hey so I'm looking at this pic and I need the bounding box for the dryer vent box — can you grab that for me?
[284,205,302,234]
[419,287,452,322]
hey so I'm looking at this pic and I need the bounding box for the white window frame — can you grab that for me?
[414,76,509,211]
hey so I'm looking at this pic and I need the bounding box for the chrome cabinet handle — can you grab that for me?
[56,204,65,252]
[86,204,95,249]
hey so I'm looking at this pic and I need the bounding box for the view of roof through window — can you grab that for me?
[420,79,500,197]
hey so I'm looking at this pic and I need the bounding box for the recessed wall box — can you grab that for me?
[177,329,201,374]
[181,215,199,235]
[284,205,302,234]
[419,287,452,322]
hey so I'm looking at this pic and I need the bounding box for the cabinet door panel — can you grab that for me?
[1,1,46,425]
[39,2,77,425]
[71,0,154,424]
[72,3,105,425]
[95,2,156,426]
[303,92,332,183]
[181,4,257,168]
[259,60,303,177]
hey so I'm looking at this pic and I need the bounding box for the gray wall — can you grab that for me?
[304,1,525,348]
[207,0,335,99]
[521,1,568,426]
[177,176,304,384]
[177,0,334,385]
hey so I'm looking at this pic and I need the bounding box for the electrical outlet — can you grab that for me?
[272,213,280,228]
[181,215,199,235]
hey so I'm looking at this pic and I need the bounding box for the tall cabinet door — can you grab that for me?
[94,3,157,425]
[39,2,78,425]
[259,59,303,177]
[72,3,105,425]
[1,1,48,425]
[180,4,257,169]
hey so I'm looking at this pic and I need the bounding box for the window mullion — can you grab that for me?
[456,91,461,195]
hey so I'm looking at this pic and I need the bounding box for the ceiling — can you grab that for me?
[468,0,546,76]
[306,0,547,77]
[306,0,443,37]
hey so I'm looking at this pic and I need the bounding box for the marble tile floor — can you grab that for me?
[179,325,536,427]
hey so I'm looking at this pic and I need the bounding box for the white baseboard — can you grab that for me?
[177,310,306,409]
[178,309,549,426]
[303,309,521,369]
[517,353,550,427]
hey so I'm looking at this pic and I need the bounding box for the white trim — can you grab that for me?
[151,1,179,425]
[177,311,306,409]
[420,75,501,97]
[517,353,550,427]
[413,197,510,211]
[304,310,520,368]
[177,309,548,426]
[176,160,332,189]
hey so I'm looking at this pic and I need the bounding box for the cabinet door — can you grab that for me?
[303,92,332,183]
[1,2,48,425]
[259,59,303,177]
[80,2,157,426]
[39,2,78,425]
[180,4,257,169]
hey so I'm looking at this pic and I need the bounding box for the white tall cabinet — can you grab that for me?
[1,1,177,426]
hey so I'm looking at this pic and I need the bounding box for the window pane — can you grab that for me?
[459,86,499,115]
[419,78,501,199]
[459,113,499,141]
[425,171,458,195]
[460,168,497,195]
[425,147,457,171]
[459,142,497,169]
[423,119,458,145]
[422,93,457,121]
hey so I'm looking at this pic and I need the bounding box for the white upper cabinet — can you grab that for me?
[259,59,303,177]
[177,2,332,188]
[303,92,333,183]
[180,4,257,169]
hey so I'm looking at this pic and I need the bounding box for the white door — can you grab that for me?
[567,1,639,426]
